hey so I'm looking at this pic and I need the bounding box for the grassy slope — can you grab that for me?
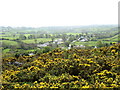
[73,41,97,46]
[2,40,18,46]
[22,38,52,44]
[99,34,118,42]
[2,43,120,89]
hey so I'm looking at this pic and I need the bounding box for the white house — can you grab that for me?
[37,42,49,47]
[80,38,88,42]
[29,53,34,56]
[53,38,63,44]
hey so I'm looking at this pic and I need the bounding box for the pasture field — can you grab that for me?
[73,41,97,46]
[2,49,10,54]
[22,38,52,44]
[1,36,18,40]
[99,34,118,42]
[2,40,18,46]
[0,34,7,37]
[24,34,31,37]
[66,33,82,35]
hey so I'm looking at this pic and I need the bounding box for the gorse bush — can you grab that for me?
[1,43,120,89]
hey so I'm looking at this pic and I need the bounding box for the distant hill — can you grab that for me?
[0,25,118,34]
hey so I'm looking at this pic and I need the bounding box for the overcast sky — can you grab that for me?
[0,0,119,27]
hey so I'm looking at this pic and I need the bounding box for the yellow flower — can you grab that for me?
[62,82,68,85]
[40,82,44,85]
[100,82,106,88]
[74,80,79,84]
[82,85,90,88]
[107,78,113,83]
[31,86,36,88]
[111,50,116,53]
[34,81,38,84]
[111,84,119,87]
[50,86,59,88]
[39,86,44,88]
[115,52,118,55]
[2,86,4,89]
[87,59,91,61]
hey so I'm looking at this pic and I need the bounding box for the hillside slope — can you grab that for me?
[2,43,120,89]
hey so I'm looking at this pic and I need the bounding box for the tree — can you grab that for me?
[64,41,70,47]
[34,39,37,44]
[19,34,27,40]
[51,37,55,42]
[62,34,67,42]
[28,34,35,39]
[43,46,53,53]
[69,37,75,42]
[28,35,33,39]
[96,41,104,47]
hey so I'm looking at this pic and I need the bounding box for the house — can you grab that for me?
[68,44,72,49]
[80,45,85,48]
[72,40,77,43]
[29,53,34,56]
[53,38,64,44]
[80,38,88,42]
[78,36,87,41]
[73,45,85,48]
[8,61,23,66]
[94,46,97,48]
[37,42,49,47]
[68,47,71,49]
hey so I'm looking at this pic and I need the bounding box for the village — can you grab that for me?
[36,35,97,50]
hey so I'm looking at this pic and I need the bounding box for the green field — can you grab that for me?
[1,36,18,40]
[73,41,97,46]
[24,34,31,37]
[66,33,82,35]
[22,38,52,44]
[0,34,8,37]
[1,25,119,56]
[2,49,10,53]
[99,34,118,42]
[2,40,18,46]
